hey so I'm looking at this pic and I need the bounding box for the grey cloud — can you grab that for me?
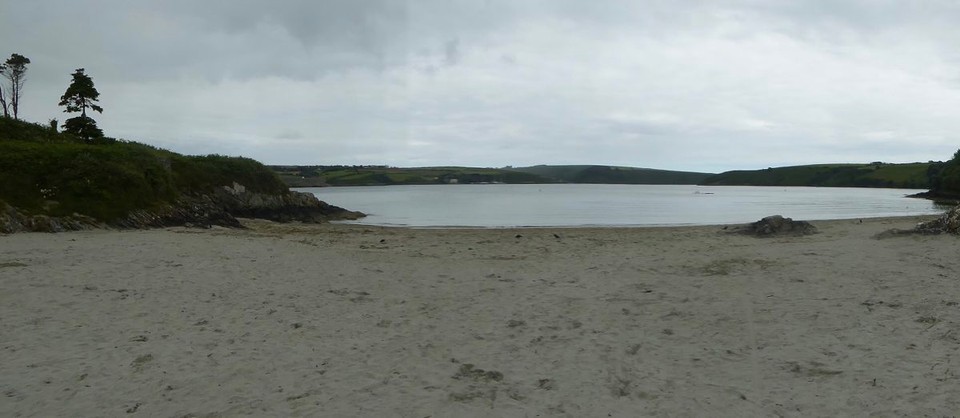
[443,38,461,66]
[3,0,412,82]
[276,130,304,140]
[4,0,960,171]
[161,0,407,51]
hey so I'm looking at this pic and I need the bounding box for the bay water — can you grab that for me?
[301,184,944,228]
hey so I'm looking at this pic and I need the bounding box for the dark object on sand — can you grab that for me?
[876,205,960,238]
[914,205,960,234]
[731,215,818,237]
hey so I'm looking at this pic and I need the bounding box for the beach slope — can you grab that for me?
[1,216,958,416]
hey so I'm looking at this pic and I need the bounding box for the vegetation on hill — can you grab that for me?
[509,165,713,185]
[270,165,549,187]
[271,164,714,187]
[700,162,934,189]
[924,150,960,199]
[0,117,289,222]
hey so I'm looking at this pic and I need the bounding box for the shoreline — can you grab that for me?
[319,212,941,231]
[0,211,943,235]
[304,184,945,231]
[2,214,958,416]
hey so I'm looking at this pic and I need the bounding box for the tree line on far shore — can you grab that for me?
[1,53,106,143]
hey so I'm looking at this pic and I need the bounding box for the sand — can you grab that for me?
[1,216,958,417]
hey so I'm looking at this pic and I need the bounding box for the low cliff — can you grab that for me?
[1,119,363,233]
[1,185,363,233]
[1,202,102,233]
[113,188,363,230]
[210,183,362,223]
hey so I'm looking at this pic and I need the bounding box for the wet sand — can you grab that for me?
[1,216,958,416]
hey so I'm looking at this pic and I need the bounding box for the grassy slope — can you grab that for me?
[701,163,933,189]
[0,118,288,221]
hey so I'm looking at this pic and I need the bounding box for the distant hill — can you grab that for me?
[270,164,714,187]
[508,165,714,185]
[270,165,549,187]
[700,162,934,189]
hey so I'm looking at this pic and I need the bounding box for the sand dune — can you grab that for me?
[1,216,958,416]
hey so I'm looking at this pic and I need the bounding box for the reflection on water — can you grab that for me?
[302,184,942,228]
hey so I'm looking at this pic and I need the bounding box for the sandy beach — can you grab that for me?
[2,216,959,417]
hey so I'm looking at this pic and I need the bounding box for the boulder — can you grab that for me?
[875,205,960,238]
[903,205,960,235]
[915,205,960,234]
[731,215,818,237]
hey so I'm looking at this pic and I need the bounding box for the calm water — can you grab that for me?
[301,184,943,228]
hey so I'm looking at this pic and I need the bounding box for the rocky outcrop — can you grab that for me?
[1,202,103,233]
[907,190,960,206]
[112,194,242,230]
[915,205,960,234]
[112,184,364,229]
[730,215,818,237]
[1,183,364,233]
[877,205,960,238]
[212,182,363,223]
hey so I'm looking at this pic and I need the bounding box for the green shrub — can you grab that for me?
[0,140,178,219]
[170,154,288,195]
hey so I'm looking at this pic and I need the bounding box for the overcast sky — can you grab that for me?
[3,0,960,172]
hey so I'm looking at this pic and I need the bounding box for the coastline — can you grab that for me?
[2,214,958,416]
[329,214,942,230]
[304,183,943,230]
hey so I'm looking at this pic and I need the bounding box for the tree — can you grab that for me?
[59,68,104,142]
[0,62,7,118]
[1,53,31,119]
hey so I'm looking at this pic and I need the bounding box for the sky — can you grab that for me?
[3,0,960,173]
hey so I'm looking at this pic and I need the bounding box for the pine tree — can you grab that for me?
[59,68,104,142]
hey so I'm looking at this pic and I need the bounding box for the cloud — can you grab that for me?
[3,0,960,171]
[443,38,461,66]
